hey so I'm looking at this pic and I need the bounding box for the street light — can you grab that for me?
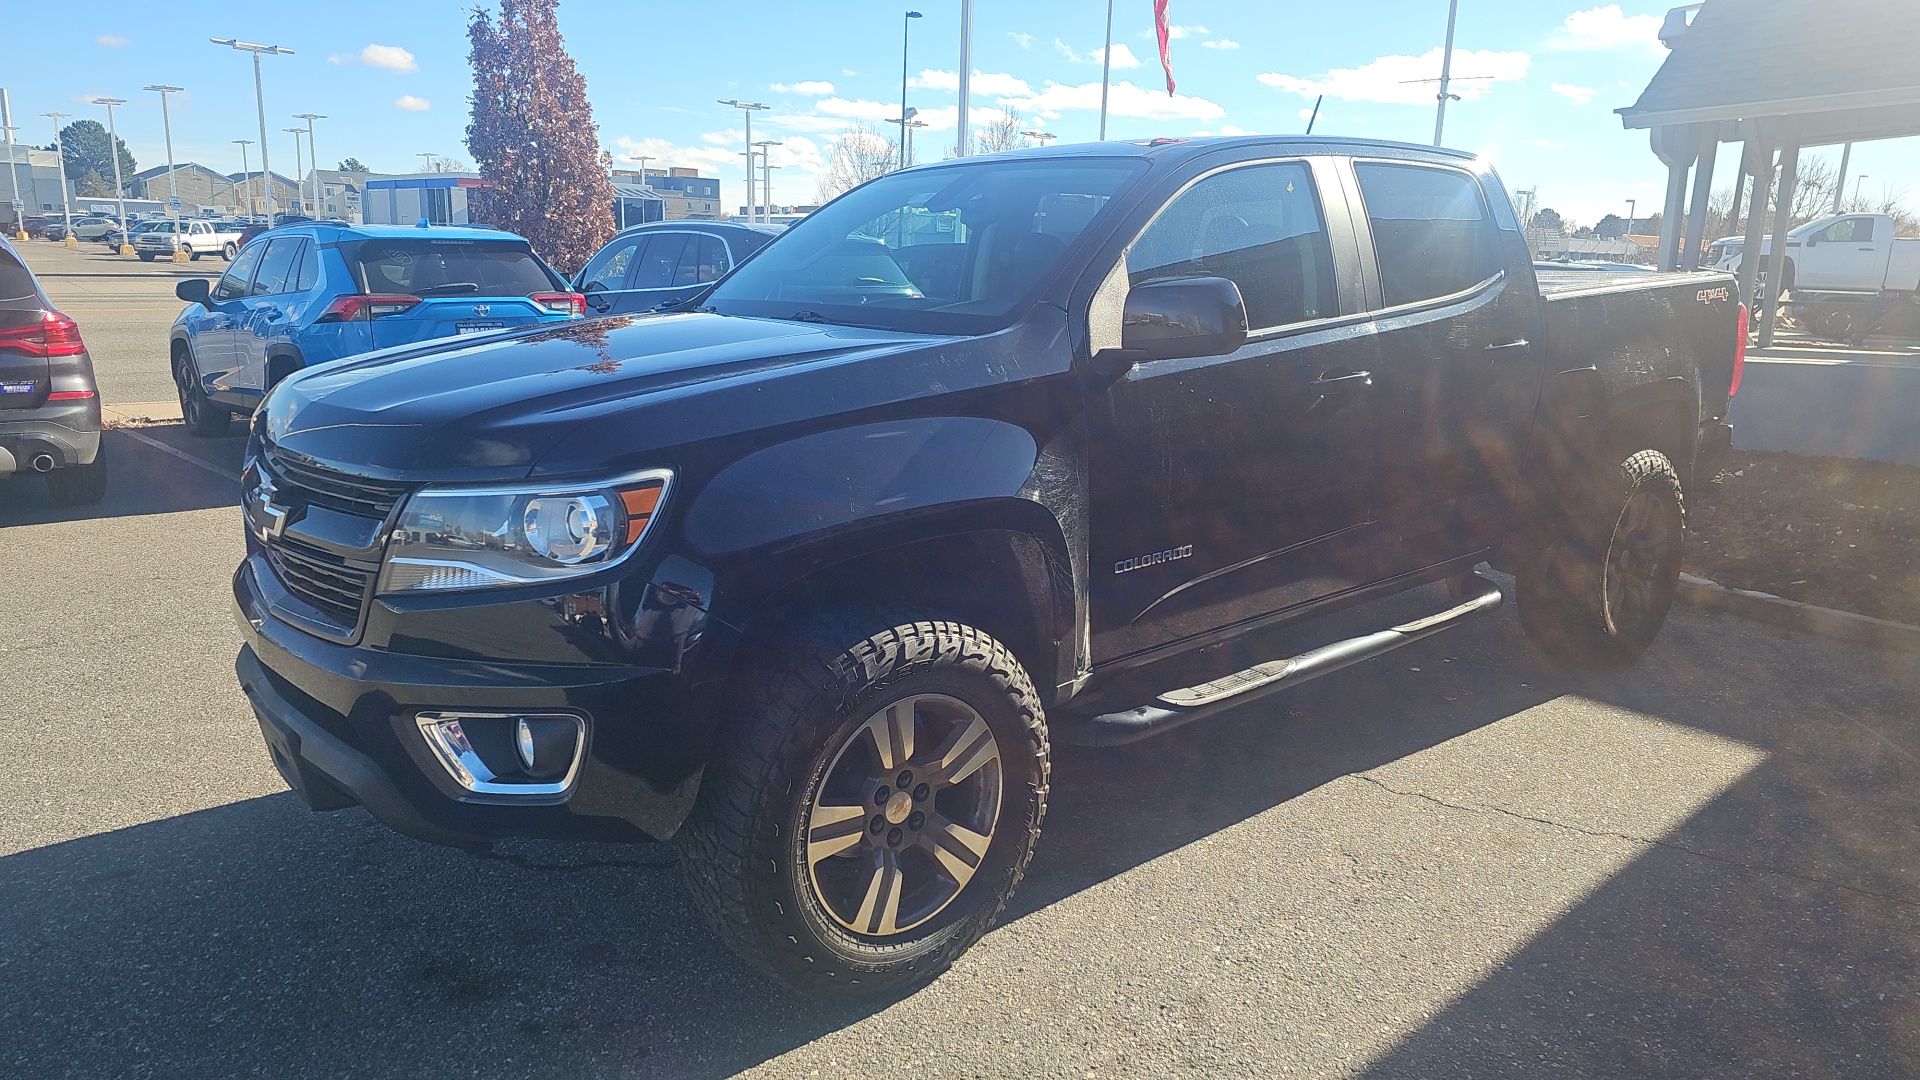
[718,99,769,222]
[41,112,74,247]
[904,118,928,166]
[142,85,185,223]
[1853,174,1869,208]
[754,140,783,222]
[212,38,294,220]
[418,151,437,173]
[956,0,973,157]
[283,128,307,217]
[899,10,922,171]
[233,139,255,217]
[1625,199,1637,251]
[2,90,26,241]
[294,113,324,217]
[93,97,132,253]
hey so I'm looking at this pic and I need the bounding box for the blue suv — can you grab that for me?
[169,224,584,436]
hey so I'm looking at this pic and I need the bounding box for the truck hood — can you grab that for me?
[259,309,1071,481]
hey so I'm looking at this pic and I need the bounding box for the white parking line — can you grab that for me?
[115,427,243,484]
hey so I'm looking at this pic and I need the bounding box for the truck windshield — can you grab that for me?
[339,238,560,298]
[704,159,1143,334]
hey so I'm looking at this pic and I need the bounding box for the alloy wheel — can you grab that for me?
[803,693,1003,939]
[1602,490,1675,636]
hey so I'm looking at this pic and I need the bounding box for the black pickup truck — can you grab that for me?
[232,136,1743,998]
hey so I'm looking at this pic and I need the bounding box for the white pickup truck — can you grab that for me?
[1704,212,1920,342]
[129,219,247,262]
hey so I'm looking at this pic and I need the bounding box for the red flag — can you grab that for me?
[1154,0,1175,96]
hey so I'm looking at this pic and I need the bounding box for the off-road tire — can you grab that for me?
[45,448,107,505]
[1517,448,1684,670]
[174,349,234,437]
[679,612,1049,999]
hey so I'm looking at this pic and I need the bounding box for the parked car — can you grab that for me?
[0,235,105,503]
[16,215,52,239]
[102,220,165,250]
[68,215,120,242]
[229,136,1743,998]
[1707,212,1920,344]
[170,223,585,435]
[131,218,248,261]
[43,218,72,242]
[573,220,785,315]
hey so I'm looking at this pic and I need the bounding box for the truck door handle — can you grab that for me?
[1485,339,1530,352]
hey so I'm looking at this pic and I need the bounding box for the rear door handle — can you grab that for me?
[1309,370,1372,400]
[1485,339,1530,352]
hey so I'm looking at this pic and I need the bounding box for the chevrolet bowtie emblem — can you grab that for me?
[249,474,294,541]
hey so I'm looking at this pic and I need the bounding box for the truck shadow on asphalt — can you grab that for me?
[2,603,1916,1077]
[0,428,240,528]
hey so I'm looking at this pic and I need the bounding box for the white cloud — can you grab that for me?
[1552,82,1597,105]
[1008,31,1035,49]
[1162,24,1208,40]
[815,97,901,121]
[361,44,418,71]
[771,80,836,95]
[1201,39,1241,50]
[699,130,741,146]
[1053,38,1085,63]
[394,95,431,111]
[1094,43,1142,69]
[97,34,127,47]
[1550,5,1665,54]
[1258,47,1531,105]
[615,135,746,176]
[908,70,1035,98]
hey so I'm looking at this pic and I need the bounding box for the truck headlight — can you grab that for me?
[376,470,670,595]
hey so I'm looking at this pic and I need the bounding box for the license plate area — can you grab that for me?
[456,322,506,335]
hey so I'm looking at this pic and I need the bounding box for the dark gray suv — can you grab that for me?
[573,220,784,315]
[0,236,106,504]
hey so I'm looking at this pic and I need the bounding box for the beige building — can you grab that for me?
[609,167,722,220]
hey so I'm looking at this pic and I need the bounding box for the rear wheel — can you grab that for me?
[1518,448,1685,670]
[174,349,234,437]
[45,446,108,506]
[679,613,1048,998]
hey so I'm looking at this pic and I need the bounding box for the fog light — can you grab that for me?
[514,716,579,782]
[415,711,585,797]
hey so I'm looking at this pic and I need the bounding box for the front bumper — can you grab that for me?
[233,561,713,847]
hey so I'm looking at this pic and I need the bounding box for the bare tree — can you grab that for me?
[816,123,898,202]
[975,106,1027,155]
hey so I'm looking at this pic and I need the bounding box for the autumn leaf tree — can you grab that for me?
[465,0,615,273]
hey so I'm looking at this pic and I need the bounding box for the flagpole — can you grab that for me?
[1098,0,1114,140]
[1433,0,1459,146]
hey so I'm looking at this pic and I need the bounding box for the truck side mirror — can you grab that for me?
[1120,276,1249,361]
[176,278,211,306]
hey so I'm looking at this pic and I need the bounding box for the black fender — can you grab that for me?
[676,416,1080,697]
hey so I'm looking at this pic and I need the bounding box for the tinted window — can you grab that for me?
[579,237,642,291]
[212,241,267,302]
[0,249,47,311]
[343,239,556,297]
[250,237,305,296]
[706,160,1140,334]
[1130,161,1337,329]
[1355,163,1498,308]
[631,234,689,290]
[677,233,729,285]
[292,240,320,292]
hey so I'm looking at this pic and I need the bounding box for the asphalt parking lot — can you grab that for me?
[2,242,1917,1077]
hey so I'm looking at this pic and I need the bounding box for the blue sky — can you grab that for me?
[8,0,1917,225]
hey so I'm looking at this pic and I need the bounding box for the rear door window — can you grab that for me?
[250,237,306,296]
[1130,160,1338,330]
[676,233,729,285]
[343,239,557,298]
[1354,162,1499,307]
[631,233,690,290]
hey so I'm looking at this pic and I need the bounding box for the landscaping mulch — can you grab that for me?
[1686,451,1920,627]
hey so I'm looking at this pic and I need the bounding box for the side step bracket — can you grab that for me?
[1054,574,1503,746]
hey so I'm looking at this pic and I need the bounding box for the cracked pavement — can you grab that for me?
[3,432,1918,1078]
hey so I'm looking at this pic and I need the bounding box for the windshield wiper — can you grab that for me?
[787,310,831,323]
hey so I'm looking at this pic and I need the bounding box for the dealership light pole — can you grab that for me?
[2,90,26,240]
[234,139,255,216]
[1022,129,1056,147]
[142,85,185,217]
[1098,0,1114,140]
[755,141,783,221]
[212,39,294,220]
[718,99,768,221]
[283,127,307,216]
[294,113,324,217]
[42,112,74,246]
[955,0,973,157]
[898,10,922,171]
[93,97,132,253]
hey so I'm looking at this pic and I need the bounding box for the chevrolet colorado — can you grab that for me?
[230,136,1744,998]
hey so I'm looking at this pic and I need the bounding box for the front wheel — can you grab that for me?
[222,242,237,260]
[174,350,233,437]
[679,614,1049,998]
[1518,448,1685,670]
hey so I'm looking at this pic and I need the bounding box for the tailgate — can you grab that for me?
[371,296,565,351]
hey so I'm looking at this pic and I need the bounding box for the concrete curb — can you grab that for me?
[1677,572,1920,654]
[102,400,185,425]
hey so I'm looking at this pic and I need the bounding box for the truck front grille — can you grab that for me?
[263,446,412,519]
[266,536,374,629]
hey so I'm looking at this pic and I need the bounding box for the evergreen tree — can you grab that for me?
[337,157,371,173]
[465,0,615,273]
[59,121,136,192]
